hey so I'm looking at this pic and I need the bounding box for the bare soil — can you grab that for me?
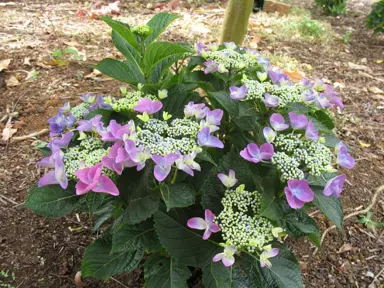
[0,0,383,287]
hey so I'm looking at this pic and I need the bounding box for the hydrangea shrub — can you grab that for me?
[25,13,355,287]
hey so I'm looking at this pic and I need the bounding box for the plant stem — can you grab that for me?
[220,0,254,45]
[171,168,178,184]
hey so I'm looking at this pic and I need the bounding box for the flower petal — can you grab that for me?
[222,255,235,267]
[187,217,207,230]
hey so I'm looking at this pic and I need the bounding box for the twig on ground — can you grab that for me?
[11,128,49,142]
[369,266,384,288]
[0,194,19,205]
[110,277,130,288]
[313,185,383,255]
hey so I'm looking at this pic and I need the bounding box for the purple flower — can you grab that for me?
[134,98,163,115]
[335,141,346,155]
[240,143,274,163]
[77,115,103,132]
[64,113,76,127]
[270,113,289,131]
[187,209,220,240]
[263,127,277,143]
[229,85,248,100]
[75,163,119,196]
[323,174,346,197]
[268,69,289,85]
[184,102,206,118]
[38,150,68,189]
[102,142,136,175]
[284,179,314,209]
[336,145,355,169]
[203,59,219,74]
[80,93,96,104]
[195,42,208,55]
[217,169,238,188]
[206,109,223,126]
[98,120,134,142]
[48,112,66,137]
[197,127,224,148]
[288,112,308,129]
[305,121,319,141]
[129,145,152,171]
[59,102,71,113]
[327,87,343,110]
[48,131,74,152]
[175,151,201,176]
[151,154,181,182]
[213,245,236,267]
[260,247,279,268]
[223,42,236,50]
[96,96,113,110]
[315,93,332,109]
[303,90,315,102]
[263,93,279,107]
[301,77,314,89]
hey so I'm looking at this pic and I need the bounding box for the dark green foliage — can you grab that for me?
[315,0,346,15]
[367,0,384,33]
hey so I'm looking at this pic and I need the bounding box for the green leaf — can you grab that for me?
[81,236,143,280]
[312,110,335,130]
[24,183,79,218]
[209,91,238,115]
[148,55,179,83]
[93,204,114,232]
[144,254,191,288]
[94,58,145,84]
[161,183,196,211]
[102,16,138,50]
[112,218,161,253]
[124,193,159,224]
[85,193,105,214]
[260,243,303,288]
[112,31,142,69]
[312,186,343,229]
[196,150,218,167]
[154,209,220,267]
[162,84,198,117]
[286,103,311,115]
[278,209,321,247]
[144,42,191,74]
[145,13,179,45]
[202,262,232,288]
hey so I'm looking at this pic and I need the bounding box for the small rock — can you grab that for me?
[300,261,308,272]
[366,271,375,278]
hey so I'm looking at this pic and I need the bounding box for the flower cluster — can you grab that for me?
[112,91,158,112]
[131,25,151,37]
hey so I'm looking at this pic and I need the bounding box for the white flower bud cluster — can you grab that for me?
[167,118,200,138]
[273,134,333,178]
[215,187,274,253]
[242,79,270,101]
[71,103,91,119]
[272,151,305,180]
[112,91,157,112]
[203,49,258,70]
[266,84,303,107]
[142,119,169,135]
[63,138,115,180]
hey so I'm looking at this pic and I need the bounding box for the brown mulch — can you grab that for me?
[0,0,383,287]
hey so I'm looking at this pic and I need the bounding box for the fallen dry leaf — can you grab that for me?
[2,125,17,141]
[283,69,304,81]
[368,86,384,94]
[0,59,11,72]
[85,69,102,79]
[376,59,383,64]
[5,75,20,87]
[358,140,371,148]
[338,243,353,254]
[23,57,31,66]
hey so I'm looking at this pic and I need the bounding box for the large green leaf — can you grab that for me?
[94,58,145,84]
[202,262,232,288]
[144,254,191,288]
[311,186,343,229]
[260,243,303,288]
[102,16,138,50]
[312,110,335,130]
[112,31,142,69]
[161,84,198,117]
[145,12,179,45]
[148,55,179,83]
[161,183,196,211]
[123,193,159,224]
[112,218,161,253]
[24,183,79,218]
[85,192,105,214]
[81,236,143,280]
[154,209,220,267]
[144,42,191,74]
[278,209,321,247]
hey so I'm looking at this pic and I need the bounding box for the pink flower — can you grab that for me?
[305,121,319,141]
[270,113,289,131]
[240,143,274,163]
[284,179,314,209]
[134,98,163,115]
[212,245,236,267]
[75,163,119,196]
[323,174,346,197]
[217,169,238,188]
[288,112,308,130]
[187,209,220,240]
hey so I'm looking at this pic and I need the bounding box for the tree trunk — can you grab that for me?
[219,0,254,45]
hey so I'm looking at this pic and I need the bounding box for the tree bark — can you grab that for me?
[219,0,254,45]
